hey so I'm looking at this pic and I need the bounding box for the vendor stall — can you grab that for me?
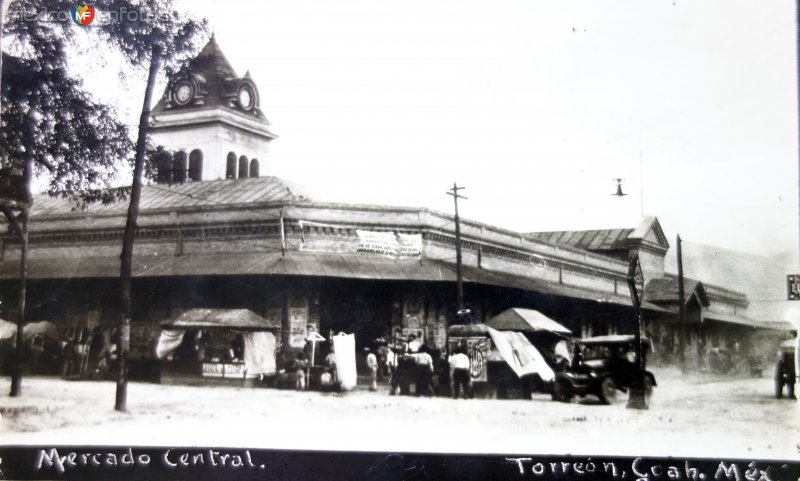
[156,309,279,387]
[448,308,573,399]
[0,319,61,375]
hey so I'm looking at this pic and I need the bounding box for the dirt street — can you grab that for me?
[0,367,798,460]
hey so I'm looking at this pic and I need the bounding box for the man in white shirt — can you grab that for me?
[365,348,378,391]
[448,345,471,399]
[407,333,421,353]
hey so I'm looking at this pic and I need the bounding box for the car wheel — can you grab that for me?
[551,379,572,403]
[775,378,784,399]
[598,377,617,404]
[644,376,654,397]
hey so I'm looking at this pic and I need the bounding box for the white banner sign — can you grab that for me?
[356,230,421,257]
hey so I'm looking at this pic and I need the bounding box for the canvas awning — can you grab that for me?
[161,309,279,331]
[487,308,572,335]
[0,318,15,341]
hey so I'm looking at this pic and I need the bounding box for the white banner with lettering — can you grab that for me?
[356,230,421,258]
[296,220,422,258]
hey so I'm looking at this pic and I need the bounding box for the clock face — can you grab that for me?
[238,87,253,110]
[174,83,192,105]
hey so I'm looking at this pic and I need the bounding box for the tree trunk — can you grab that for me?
[116,46,161,412]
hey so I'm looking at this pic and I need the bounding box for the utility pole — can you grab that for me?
[677,234,686,369]
[446,183,467,312]
[626,252,647,410]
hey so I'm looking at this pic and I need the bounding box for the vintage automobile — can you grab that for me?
[551,334,656,404]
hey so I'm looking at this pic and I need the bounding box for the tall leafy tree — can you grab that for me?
[1,1,207,400]
[3,1,206,197]
[1,55,132,204]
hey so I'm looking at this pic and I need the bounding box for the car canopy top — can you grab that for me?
[579,334,650,346]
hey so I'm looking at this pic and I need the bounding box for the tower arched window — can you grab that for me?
[238,155,249,179]
[155,150,172,184]
[189,149,203,181]
[172,151,188,184]
[226,152,237,179]
[249,158,259,178]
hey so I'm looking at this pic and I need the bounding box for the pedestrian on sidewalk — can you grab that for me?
[775,349,796,400]
[294,352,309,391]
[387,347,399,395]
[365,347,378,391]
[414,349,434,396]
[449,344,471,399]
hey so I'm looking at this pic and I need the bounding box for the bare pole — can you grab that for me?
[796,0,800,381]
[9,156,31,397]
[626,252,646,409]
[677,234,686,369]
[446,183,467,312]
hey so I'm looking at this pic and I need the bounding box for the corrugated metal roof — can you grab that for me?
[162,308,279,330]
[526,228,632,252]
[31,176,312,217]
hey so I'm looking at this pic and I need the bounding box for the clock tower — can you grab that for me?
[149,36,277,183]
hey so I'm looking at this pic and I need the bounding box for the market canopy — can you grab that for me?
[0,319,59,342]
[0,318,15,341]
[487,308,572,335]
[161,309,279,331]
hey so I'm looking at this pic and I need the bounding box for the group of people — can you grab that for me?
[366,333,473,399]
[283,343,337,391]
[61,327,119,380]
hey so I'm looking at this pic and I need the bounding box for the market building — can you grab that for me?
[0,38,791,381]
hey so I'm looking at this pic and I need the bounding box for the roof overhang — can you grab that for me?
[702,312,794,331]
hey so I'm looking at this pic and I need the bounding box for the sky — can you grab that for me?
[4,0,800,319]
[156,0,796,257]
[67,0,800,321]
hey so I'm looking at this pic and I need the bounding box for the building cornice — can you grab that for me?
[150,107,277,140]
